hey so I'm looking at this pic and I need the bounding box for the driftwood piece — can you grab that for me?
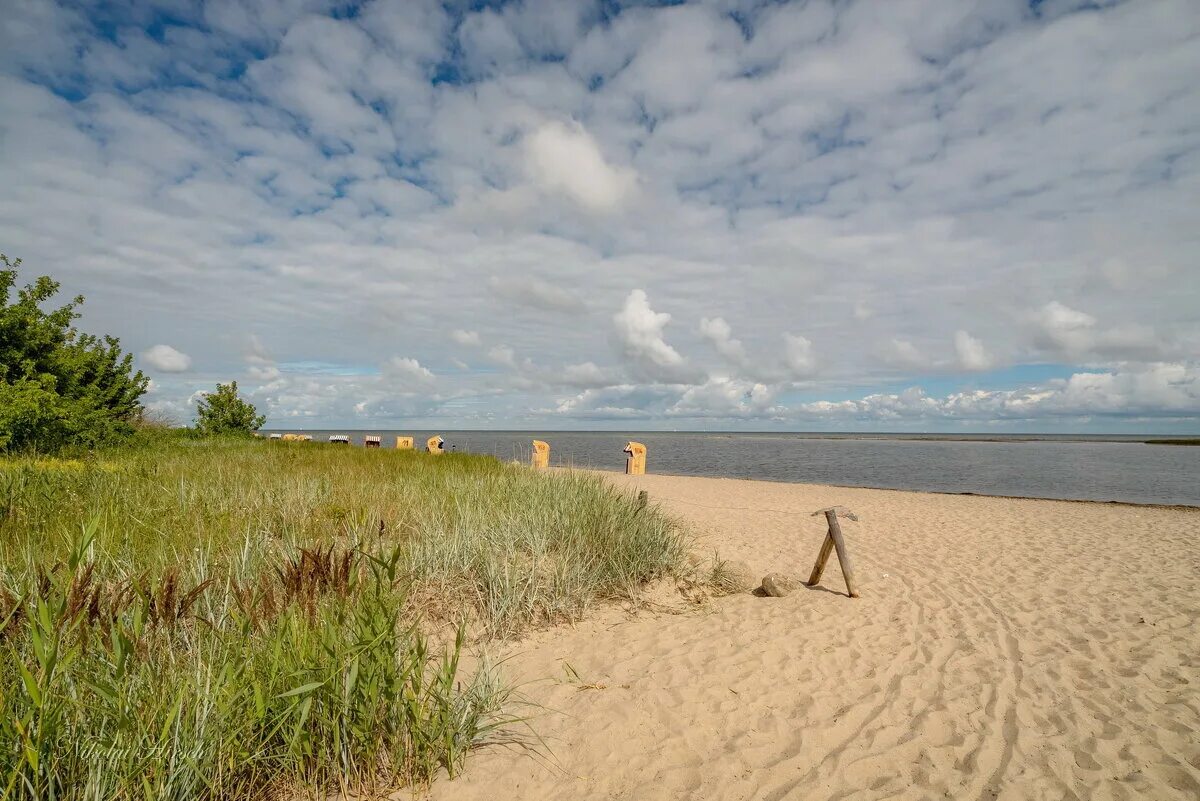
[807,531,835,586]
[807,506,860,598]
[810,505,859,522]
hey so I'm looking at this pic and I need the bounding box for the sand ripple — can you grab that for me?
[425,474,1200,800]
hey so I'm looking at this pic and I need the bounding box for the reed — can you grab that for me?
[0,432,687,798]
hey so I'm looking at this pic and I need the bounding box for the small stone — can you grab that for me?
[715,559,758,594]
[761,573,799,597]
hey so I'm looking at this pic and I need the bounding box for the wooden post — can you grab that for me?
[807,506,860,598]
[806,531,835,586]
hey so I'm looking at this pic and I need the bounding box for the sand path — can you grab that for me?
[426,473,1200,800]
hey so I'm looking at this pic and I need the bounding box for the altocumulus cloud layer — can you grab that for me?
[2,0,1198,431]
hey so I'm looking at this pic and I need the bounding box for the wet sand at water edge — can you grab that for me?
[426,472,1200,800]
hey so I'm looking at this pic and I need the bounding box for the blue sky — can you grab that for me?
[1,0,1198,431]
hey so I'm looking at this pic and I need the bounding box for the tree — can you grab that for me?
[195,381,265,435]
[1,254,149,452]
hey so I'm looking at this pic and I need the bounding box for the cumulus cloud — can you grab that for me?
[1032,302,1096,355]
[612,289,696,382]
[560,361,619,388]
[244,336,274,367]
[383,356,434,384]
[487,345,517,369]
[488,275,586,313]
[550,362,1200,423]
[784,334,817,378]
[954,331,993,372]
[698,317,798,382]
[669,377,777,418]
[525,120,637,212]
[1030,301,1167,361]
[792,363,1200,422]
[880,338,928,369]
[451,329,482,347]
[699,317,747,365]
[141,344,192,372]
[247,364,282,382]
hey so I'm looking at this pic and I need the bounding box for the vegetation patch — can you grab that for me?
[0,434,687,798]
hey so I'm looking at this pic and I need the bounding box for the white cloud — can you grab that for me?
[954,330,992,372]
[1032,301,1096,356]
[244,335,273,367]
[792,363,1200,422]
[1030,301,1168,361]
[488,275,586,313]
[383,356,434,384]
[451,329,482,347]
[612,289,695,382]
[784,334,817,378]
[525,120,637,212]
[560,361,618,388]
[549,361,1200,424]
[487,345,517,369]
[881,338,928,369]
[247,365,282,382]
[669,377,777,418]
[699,316,746,365]
[141,344,192,372]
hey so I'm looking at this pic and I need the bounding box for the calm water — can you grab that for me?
[271,431,1200,507]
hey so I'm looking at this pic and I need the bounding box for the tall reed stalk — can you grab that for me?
[0,432,686,797]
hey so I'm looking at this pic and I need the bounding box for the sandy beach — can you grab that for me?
[427,471,1200,801]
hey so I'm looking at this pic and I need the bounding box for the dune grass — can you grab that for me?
[0,433,687,798]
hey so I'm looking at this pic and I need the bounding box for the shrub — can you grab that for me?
[195,380,265,434]
[0,254,148,453]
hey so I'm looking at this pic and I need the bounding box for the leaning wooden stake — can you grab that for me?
[807,506,859,598]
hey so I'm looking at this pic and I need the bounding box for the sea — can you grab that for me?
[265,431,1200,507]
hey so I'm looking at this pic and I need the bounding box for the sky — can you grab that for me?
[1,0,1198,432]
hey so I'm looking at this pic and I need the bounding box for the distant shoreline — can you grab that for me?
[257,429,1200,444]
[572,467,1200,511]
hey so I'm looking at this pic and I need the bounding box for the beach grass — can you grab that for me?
[0,432,687,798]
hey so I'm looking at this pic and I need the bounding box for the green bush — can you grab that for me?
[0,254,148,453]
[195,380,266,434]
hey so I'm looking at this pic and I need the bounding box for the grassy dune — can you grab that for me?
[0,433,686,798]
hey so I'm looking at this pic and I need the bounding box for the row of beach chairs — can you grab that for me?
[261,434,649,474]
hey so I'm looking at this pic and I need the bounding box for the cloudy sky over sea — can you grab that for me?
[2,0,1197,431]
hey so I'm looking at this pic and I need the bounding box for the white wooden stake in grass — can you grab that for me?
[807,506,860,598]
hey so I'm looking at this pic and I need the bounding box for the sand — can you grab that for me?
[426,472,1200,800]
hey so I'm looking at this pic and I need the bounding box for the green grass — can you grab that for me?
[0,432,687,798]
